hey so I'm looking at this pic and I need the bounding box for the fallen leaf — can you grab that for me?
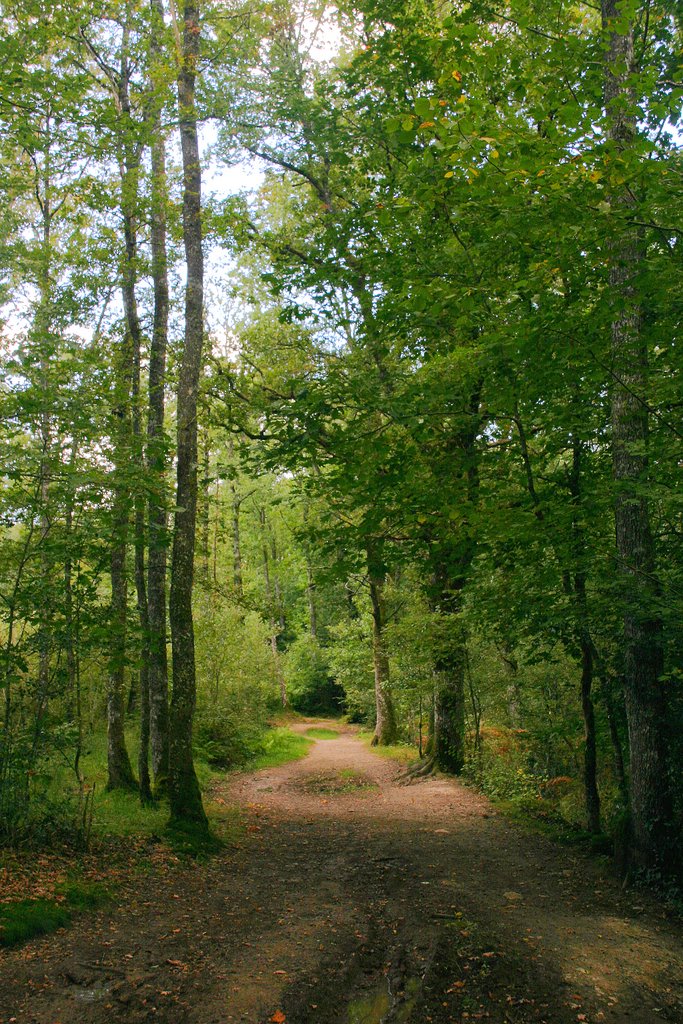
[271,1012,286,1023]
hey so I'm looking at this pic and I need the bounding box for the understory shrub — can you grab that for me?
[0,727,86,848]
[194,605,281,767]
[194,704,266,768]
[463,727,541,801]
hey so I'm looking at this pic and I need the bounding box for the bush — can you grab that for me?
[194,704,266,769]
[463,727,540,801]
[0,727,87,849]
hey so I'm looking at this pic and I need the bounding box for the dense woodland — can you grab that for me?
[0,0,681,883]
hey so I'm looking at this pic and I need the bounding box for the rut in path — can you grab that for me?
[0,721,681,1024]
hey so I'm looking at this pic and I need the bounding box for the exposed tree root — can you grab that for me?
[397,757,436,785]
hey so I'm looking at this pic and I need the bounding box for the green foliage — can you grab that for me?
[194,705,267,769]
[0,899,71,948]
[327,617,375,724]
[285,635,343,714]
[463,728,540,802]
[194,604,282,768]
[0,0,680,878]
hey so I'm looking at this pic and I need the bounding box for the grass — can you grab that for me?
[30,723,312,862]
[248,726,314,770]
[305,726,340,739]
[77,726,310,848]
[303,769,377,795]
[358,729,418,765]
[0,880,111,948]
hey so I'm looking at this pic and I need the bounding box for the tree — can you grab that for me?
[168,0,208,828]
[601,0,674,870]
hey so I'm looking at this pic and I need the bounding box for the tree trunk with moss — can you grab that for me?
[602,0,673,871]
[367,547,397,746]
[147,0,171,795]
[168,0,207,828]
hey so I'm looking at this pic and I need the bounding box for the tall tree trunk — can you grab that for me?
[602,0,673,869]
[271,534,286,632]
[260,509,286,706]
[430,580,466,774]
[306,555,317,639]
[107,53,136,789]
[34,123,54,767]
[108,487,136,790]
[599,672,628,806]
[199,428,210,584]
[147,0,171,793]
[568,434,601,834]
[231,483,244,598]
[168,0,207,827]
[63,441,82,780]
[426,384,481,772]
[117,24,152,803]
[303,502,317,637]
[578,633,601,834]
[367,548,397,746]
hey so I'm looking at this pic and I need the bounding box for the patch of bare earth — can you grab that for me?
[0,722,681,1024]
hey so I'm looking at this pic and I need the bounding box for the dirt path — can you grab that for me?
[1,722,681,1024]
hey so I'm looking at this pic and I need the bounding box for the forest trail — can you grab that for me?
[1,722,681,1024]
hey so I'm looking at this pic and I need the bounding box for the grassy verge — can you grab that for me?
[358,729,418,765]
[248,726,314,770]
[305,726,339,740]
[0,880,111,949]
[77,726,310,847]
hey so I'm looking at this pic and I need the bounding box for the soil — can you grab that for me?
[0,721,681,1024]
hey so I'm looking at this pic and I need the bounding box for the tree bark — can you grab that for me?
[168,0,207,827]
[602,0,673,869]
[430,583,466,775]
[260,508,286,706]
[107,66,136,790]
[117,24,152,802]
[147,0,171,793]
[306,555,317,638]
[567,434,601,834]
[426,384,481,773]
[367,548,397,746]
[231,484,244,598]
[579,634,601,834]
[303,502,317,637]
[107,491,136,790]
[199,428,210,584]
